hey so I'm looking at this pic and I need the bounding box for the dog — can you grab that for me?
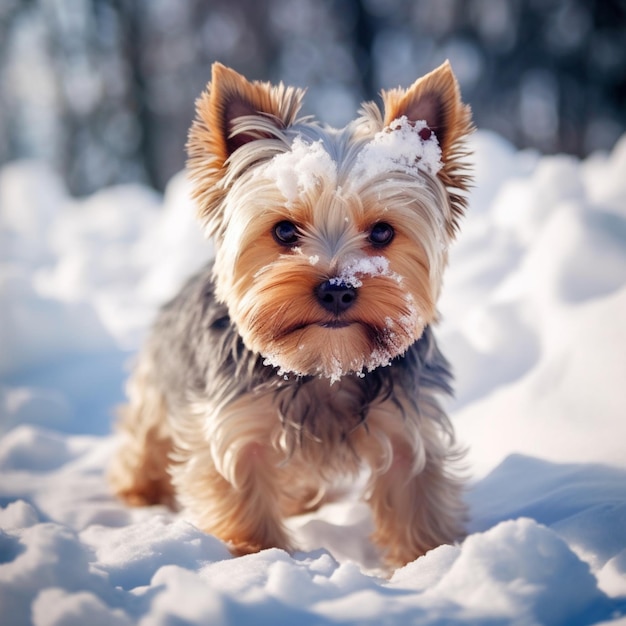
[109,61,473,568]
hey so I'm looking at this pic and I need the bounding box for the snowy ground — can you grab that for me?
[1,131,626,625]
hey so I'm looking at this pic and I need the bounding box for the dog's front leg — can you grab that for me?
[170,395,292,556]
[355,401,467,568]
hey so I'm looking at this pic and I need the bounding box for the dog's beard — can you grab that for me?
[258,321,421,382]
[224,266,427,381]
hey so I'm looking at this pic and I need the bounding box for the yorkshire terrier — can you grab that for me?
[109,61,473,568]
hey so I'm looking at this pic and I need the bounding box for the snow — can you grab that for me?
[260,116,441,207]
[353,116,443,179]
[331,255,394,288]
[1,131,626,624]
[259,136,337,206]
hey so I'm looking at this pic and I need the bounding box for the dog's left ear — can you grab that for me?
[382,61,474,233]
[187,63,304,235]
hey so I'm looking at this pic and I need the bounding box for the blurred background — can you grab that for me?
[1,0,625,197]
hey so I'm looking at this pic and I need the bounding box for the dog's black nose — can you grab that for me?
[315,280,357,315]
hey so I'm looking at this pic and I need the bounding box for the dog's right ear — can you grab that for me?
[381,61,473,237]
[187,64,304,235]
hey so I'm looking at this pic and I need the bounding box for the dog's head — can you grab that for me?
[187,63,472,381]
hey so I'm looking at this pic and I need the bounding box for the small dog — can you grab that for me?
[109,62,473,568]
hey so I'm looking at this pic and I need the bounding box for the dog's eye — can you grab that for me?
[273,220,299,246]
[368,222,394,247]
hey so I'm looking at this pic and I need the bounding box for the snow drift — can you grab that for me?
[1,130,626,625]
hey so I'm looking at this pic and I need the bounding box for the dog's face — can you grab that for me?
[187,63,472,380]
